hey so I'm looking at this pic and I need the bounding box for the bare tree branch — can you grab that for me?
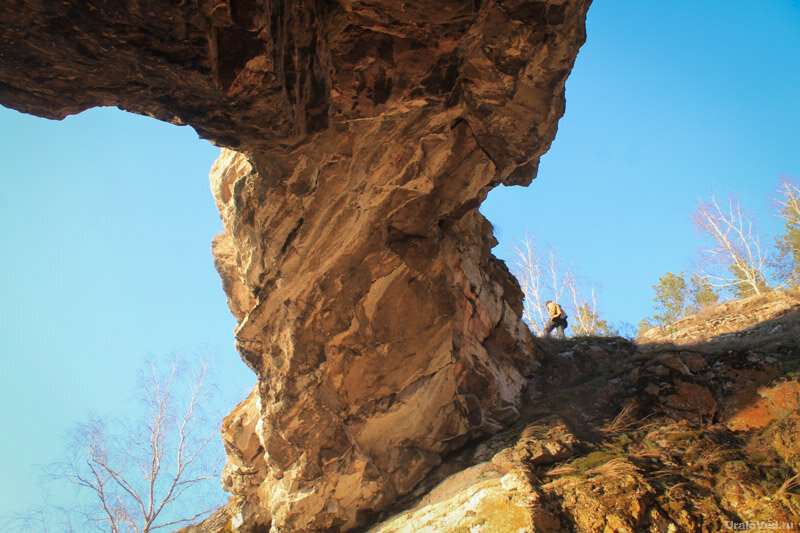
[512,233,608,337]
[148,508,218,531]
[47,354,225,532]
[693,193,769,297]
[514,233,548,335]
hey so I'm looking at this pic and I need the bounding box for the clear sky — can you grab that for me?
[0,108,255,519]
[1,0,799,521]
[482,0,800,330]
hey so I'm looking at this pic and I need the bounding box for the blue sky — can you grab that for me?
[482,0,800,329]
[1,0,799,521]
[0,108,254,519]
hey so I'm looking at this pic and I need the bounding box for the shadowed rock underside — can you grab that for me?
[0,0,591,530]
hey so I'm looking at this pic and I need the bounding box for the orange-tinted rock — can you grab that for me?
[726,395,780,432]
[762,380,800,413]
[725,379,800,432]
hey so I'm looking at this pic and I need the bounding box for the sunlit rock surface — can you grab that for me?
[5,2,800,531]
[0,0,592,529]
[638,291,800,347]
[364,291,800,532]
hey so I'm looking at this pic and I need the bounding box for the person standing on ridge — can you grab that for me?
[544,300,568,339]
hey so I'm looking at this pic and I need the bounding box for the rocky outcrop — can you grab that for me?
[638,290,800,346]
[1,0,592,530]
[370,415,575,532]
[362,292,800,532]
[4,2,799,527]
[0,0,587,166]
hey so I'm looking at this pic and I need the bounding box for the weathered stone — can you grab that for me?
[0,0,592,529]
[545,473,656,533]
[207,129,547,529]
[370,468,561,533]
[369,416,574,532]
[763,380,800,413]
[725,379,800,432]
[490,417,577,471]
[663,381,717,422]
[773,412,800,473]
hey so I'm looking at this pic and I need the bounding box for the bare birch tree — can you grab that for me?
[49,356,224,532]
[567,279,598,335]
[513,234,572,335]
[568,285,616,336]
[512,233,612,336]
[0,493,78,532]
[693,194,769,297]
[514,233,546,333]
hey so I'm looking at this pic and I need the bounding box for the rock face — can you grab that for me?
[363,292,800,532]
[1,0,591,530]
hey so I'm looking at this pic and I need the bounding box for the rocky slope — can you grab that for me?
[365,290,800,531]
[1,1,592,530]
[185,291,800,532]
[341,291,800,531]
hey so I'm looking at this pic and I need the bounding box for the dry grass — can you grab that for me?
[775,472,800,497]
[601,401,639,436]
[545,465,579,477]
[626,445,663,461]
[665,482,690,498]
[691,443,729,471]
[586,457,640,478]
[637,417,671,437]
[647,466,683,481]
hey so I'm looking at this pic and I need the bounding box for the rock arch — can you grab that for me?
[0,0,590,529]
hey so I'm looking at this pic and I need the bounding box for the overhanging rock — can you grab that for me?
[0,0,591,529]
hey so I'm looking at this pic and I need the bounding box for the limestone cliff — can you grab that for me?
[0,1,592,530]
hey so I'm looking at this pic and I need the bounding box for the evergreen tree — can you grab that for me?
[774,227,800,286]
[773,177,800,287]
[651,271,687,325]
[688,273,719,313]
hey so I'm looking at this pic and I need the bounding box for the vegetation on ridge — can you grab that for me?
[646,176,800,330]
[511,176,800,339]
